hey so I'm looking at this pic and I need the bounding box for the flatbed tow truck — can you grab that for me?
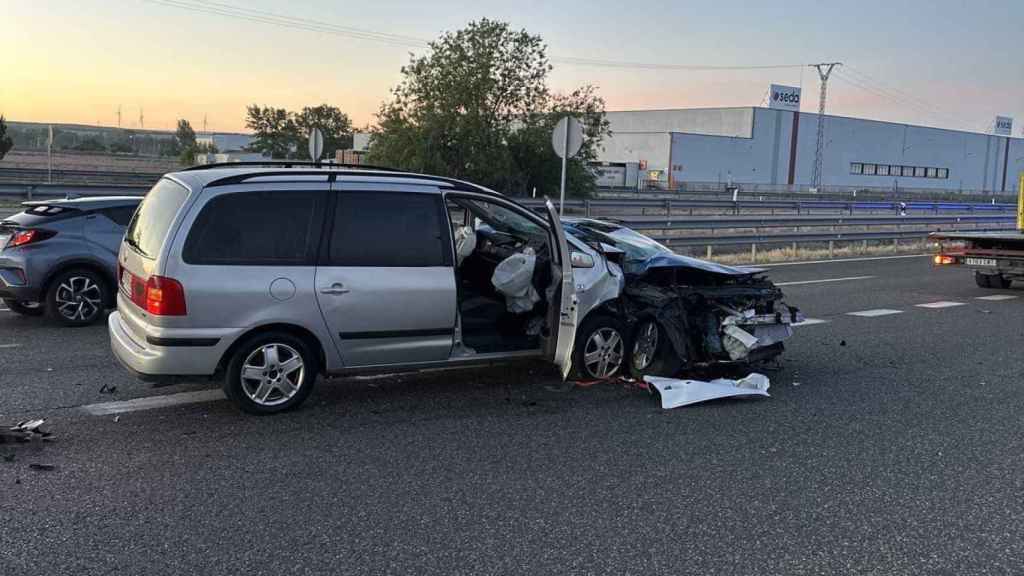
[932,174,1024,288]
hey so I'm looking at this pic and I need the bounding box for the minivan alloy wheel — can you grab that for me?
[54,276,103,322]
[240,343,306,407]
[583,327,624,379]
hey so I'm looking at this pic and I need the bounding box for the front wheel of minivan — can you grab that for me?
[224,332,319,415]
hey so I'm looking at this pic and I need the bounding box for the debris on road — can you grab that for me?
[0,419,54,444]
[28,463,56,472]
[644,373,770,409]
[99,383,118,394]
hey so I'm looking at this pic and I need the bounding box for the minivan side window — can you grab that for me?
[328,192,451,267]
[183,190,324,266]
[125,179,189,259]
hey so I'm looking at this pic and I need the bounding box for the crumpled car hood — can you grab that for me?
[627,253,766,277]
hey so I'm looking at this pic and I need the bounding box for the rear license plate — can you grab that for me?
[965,257,997,267]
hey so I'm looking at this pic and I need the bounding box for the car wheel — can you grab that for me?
[2,299,44,317]
[45,269,108,326]
[571,315,626,381]
[629,319,683,378]
[224,333,318,415]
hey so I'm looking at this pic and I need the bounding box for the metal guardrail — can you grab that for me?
[616,214,1015,231]
[519,198,1017,216]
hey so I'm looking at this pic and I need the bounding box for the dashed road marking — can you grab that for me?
[0,308,10,313]
[916,301,966,309]
[792,318,829,327]
[0,343,20,349]
[80,389,225,416]
[975,294,1018,301]
[846,309,904,318]
[775,275,875,287]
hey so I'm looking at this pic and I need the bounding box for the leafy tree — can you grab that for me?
[245,105,298,159]
[293,104,353,160]
[0,116,13,160]
[366,19,610,197]
[175,119,196,151]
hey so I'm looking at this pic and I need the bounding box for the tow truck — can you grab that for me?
[932,174,1024,288]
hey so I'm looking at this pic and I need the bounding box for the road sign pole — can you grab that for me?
[559,120,568,214]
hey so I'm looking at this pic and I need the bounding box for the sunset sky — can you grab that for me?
[3,0,1022,135]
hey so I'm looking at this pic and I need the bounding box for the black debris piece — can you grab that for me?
[99,383,118,395]
[28,463,56,472]
[0,419,54,444]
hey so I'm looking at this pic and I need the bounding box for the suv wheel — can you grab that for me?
[224,333,318,415]
[3,299,44,317]
[629,319,683,378]
[46,269,108,327]
[571,315,626,381]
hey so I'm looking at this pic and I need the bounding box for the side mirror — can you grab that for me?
[571,251,595,268]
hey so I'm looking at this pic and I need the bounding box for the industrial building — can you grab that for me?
[594,107,1023,193]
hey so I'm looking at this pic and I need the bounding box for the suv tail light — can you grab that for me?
[6,229,55,249]
[145,276,187,316]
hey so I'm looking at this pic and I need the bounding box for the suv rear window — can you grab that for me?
[183,190,324,265]
[125,179,189,259]
[328,192,450,267]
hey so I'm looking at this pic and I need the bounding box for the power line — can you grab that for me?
[144,0,804,72]
[832,70,971,130]
[839,66,969,127]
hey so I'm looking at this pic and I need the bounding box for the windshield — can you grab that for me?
[565,221,671,262]
[124,178,189,259]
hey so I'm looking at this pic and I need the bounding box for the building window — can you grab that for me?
[914,166,926,178]
[926,167,938,178]
[851,163,863,174]
[877,165,889,176]
[890,165,901,176]
[864,164,877,175]
[937,168,949,179]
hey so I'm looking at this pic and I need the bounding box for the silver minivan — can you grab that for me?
[109,165,591,413]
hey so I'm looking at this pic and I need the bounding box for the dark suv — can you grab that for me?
[0,196,142,326]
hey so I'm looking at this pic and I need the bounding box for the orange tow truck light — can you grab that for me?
[934,254,956,265]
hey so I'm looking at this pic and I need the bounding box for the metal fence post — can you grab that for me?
[584,199,592,218]
[751,243,757,263]
[828,240,834,259]
[706,245,712,259]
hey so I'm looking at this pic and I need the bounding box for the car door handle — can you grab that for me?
[320,283,351,295]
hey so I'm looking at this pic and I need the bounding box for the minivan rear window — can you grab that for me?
[125,179,189,259]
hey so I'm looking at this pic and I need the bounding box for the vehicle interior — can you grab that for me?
[445,197,554,354]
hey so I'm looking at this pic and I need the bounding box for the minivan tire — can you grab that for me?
[224,332,319,415]
[3,299,44,317]
[571,314,627,381]
[45,268,108,327]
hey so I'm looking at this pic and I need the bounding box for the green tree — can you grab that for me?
[0,116,13,160]
[293,104,353,160]
[175,119,196,150]
[244,105,298,159]
[366,19,610,197]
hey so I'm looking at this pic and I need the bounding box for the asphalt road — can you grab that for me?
[3,254,1024,575]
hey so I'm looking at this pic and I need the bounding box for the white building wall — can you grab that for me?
[606,108,754,138]
[596,132,671,172]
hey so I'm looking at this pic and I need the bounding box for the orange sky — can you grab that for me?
[3,1,1020,135]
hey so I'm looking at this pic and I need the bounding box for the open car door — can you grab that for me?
[544,199,578,379]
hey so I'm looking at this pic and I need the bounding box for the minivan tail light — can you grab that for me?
[145,276,187,316]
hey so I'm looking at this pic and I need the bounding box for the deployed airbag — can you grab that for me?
[454,226,477,266]
[492,248,540,314]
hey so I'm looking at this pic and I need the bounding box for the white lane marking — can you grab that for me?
[916,301,966,309]
[757,254,929,268]
[976,294,1018,301]
[0,343,20,349]
[846,309,904,318]
[80,389,225,416]
[792,318,829,327]
[775,275,875,287]
[0,308,10,313]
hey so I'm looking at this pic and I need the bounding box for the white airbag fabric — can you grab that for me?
[491,249,540,314]
[644,373,770,409]
[454,226,477,266]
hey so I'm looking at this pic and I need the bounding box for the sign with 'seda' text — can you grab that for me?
[769,84,801,111]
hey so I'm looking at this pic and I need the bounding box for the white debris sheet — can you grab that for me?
[643,373,771,409]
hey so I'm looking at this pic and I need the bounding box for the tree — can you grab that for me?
[0,116,13,160]
[366,19,610,197]
[245,104,353,160]
[245,105,298,159]
[293,104,353,159]
[175,119,196,150]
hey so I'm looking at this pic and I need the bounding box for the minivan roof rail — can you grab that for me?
[182,161,404,172]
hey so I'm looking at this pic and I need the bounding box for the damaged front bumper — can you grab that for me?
[720,304,805,361]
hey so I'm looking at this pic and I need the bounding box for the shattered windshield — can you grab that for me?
[566,221,671,262]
